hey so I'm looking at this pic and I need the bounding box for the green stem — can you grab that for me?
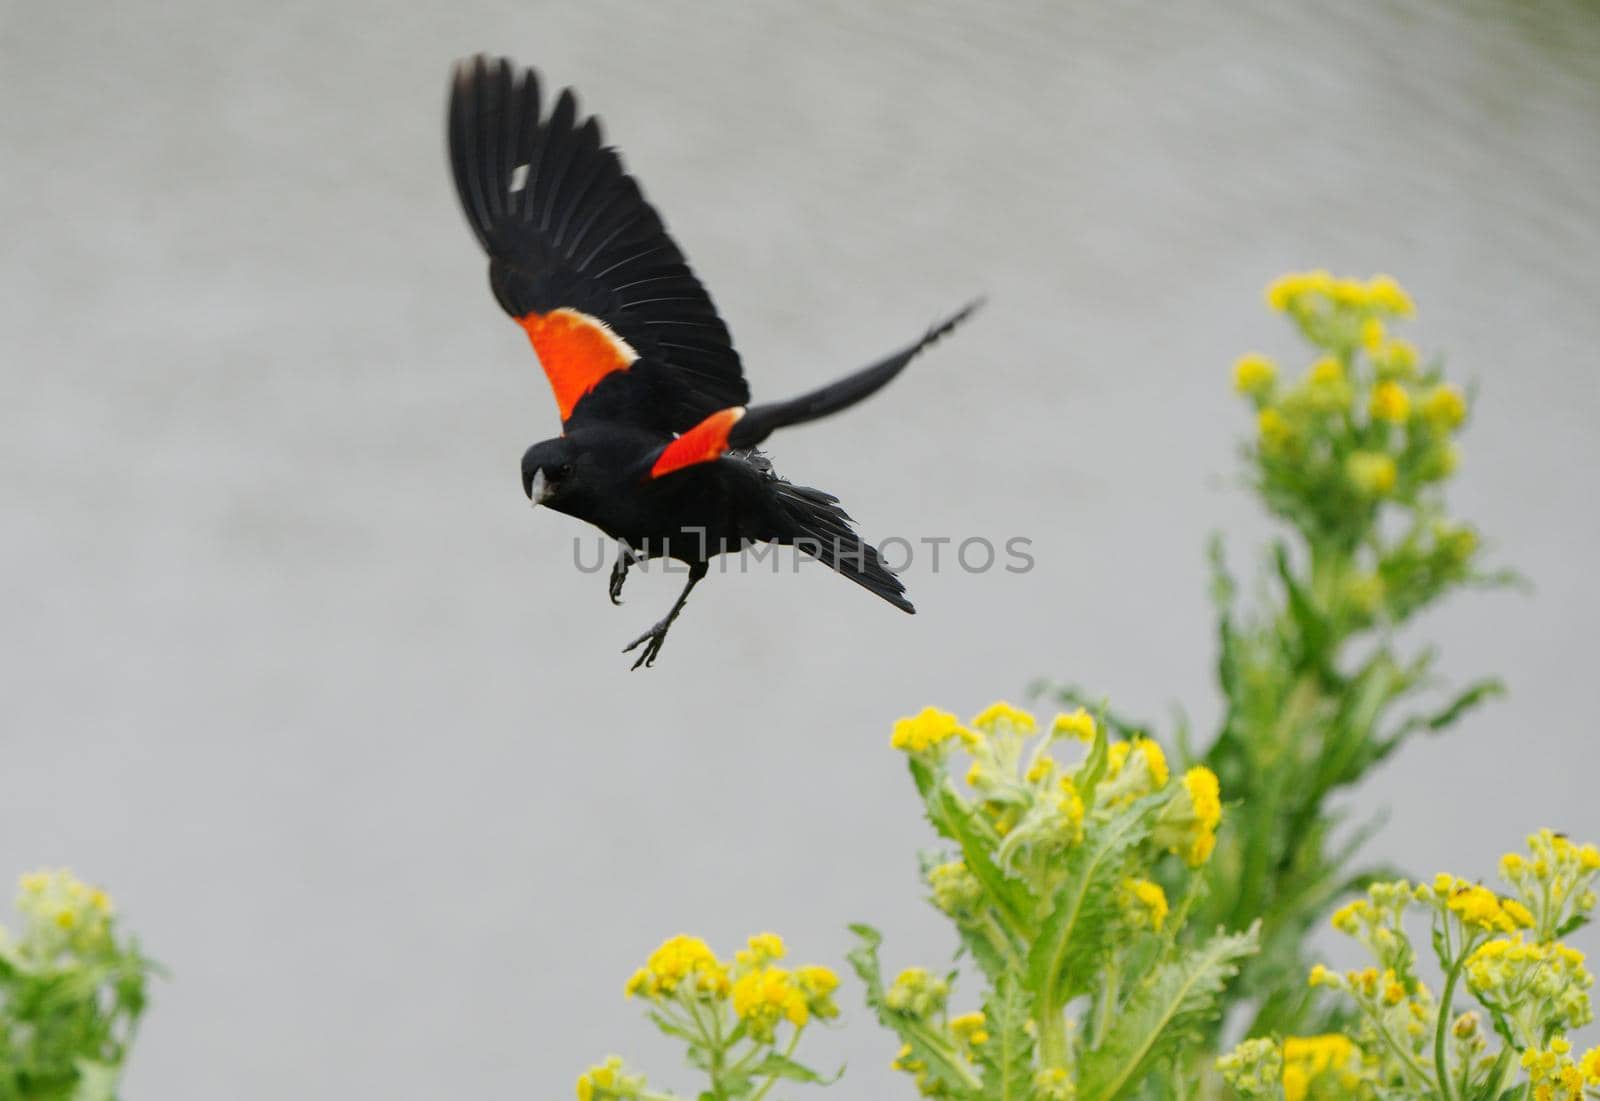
[1434,959,1465,1101]
[748,1030,803,1101]
[1036,998,1069,1069]
[979,912,1025,974]
[1091,951,1121,1049]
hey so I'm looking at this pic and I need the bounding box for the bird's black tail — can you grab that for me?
[727,301,982,451]
[772,480,914,614]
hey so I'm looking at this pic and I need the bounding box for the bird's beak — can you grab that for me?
[528,468,550,507]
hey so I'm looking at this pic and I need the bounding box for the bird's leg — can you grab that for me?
[623,561,708,670]
[608,543,635,606]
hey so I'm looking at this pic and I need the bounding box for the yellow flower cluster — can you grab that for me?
[623,932,839,1044]
[1466,935,1593,1033]
[12,868,115,959]
[890,1045,948,1099]
[949,1010,988,1049]
[1280,1034,1366,1101]
[1050,708,1096,742]
[1425,874,1535,934]
[625,934,729,1000]
[732,966,810,1039]
[1104,737,1170,796]
[1033,1066,1076,1101]
[884,966,949,1019]
[1521,1037,1592,1101]
[1346,451,1398,497]
[927,860,983,917]
[1499,829,1600,940]
[1265,270,1415,317]
[1153,766,1222,866]
[1119,877,1169,932]
[972,701,1036,734]
[1236,271,1477,527]
[576,1056,644,1101]
[1233,353,1277,396]
[1216,1037,1283,1098]
[891,707,975,755]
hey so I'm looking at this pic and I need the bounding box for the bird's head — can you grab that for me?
[521,437,581,509]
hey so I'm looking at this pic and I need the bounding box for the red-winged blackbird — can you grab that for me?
[448,56,977,668]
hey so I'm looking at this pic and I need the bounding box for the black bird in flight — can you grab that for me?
[448,56,977,668]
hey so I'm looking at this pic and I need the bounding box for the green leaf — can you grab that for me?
[910,760,1035,934]
[1077,926,1259,1101]
[1026,796,1160,1006]
[977,973,1034,1101]
[847,924,981,1098]
[750,1052,842,1086]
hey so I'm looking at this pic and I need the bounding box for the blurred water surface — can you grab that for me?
[3,1,1598,1096]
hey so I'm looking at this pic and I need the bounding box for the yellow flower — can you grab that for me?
[1309,356,1344,387]
[1580,1046,1600,1085]
[1136,739,1169,788]
[1433,877,1524,934]
[1359,317,1386,352]
[891,707,972,755]
[1257,407,1295,453]
[1331,899,1371,935]
[629,934,728,999]
[737,931,787,968]
[576,1057,633,1101]
[1053,777,1087,845]
[1051,708,1096,742]
[732,966,809,1039]
[1282,1035,1363,1101]
[795,964,841,1019]
[1154,767,1222,866]
[928,860,983,916]
[1033,1066,1075,1101]
[1369,381,1411,424]
[1376,337,1420,378]
[1233,353,1277,396]
[1346,451,1398,496]
[1366,274,1415,316]
[950,1011,989,1047]
[972,701,1036,734]
[885,967,949,1019]
[1420,385,1467,431]
[1120,877,1170,932]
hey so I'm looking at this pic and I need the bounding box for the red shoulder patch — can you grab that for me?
[650,407,747,478]
[520,308,640,422]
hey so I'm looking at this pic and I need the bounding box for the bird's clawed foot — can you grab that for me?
[623,619,672,670]
[608,550,631,605]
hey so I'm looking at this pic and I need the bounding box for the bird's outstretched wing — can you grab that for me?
[449,55,749,434]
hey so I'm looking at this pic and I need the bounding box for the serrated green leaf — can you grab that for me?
[848,925,981,1097]
[750,1052,842,1086]
[977,973,1034,1101]
[1077,926,1259,1101]
[1027,796,1160,1006]
[909,760,1035,934]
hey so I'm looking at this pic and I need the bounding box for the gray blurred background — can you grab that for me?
[3,1,1598,1096]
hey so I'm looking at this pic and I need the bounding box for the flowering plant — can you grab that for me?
[1220,828,1600,1100]
[0,870,156,1101]
[575,932,842,1101]
[850,702,1256,1101]
[1048,272,1513,1048]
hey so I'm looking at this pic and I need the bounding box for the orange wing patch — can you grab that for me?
[650,407,747,478]
[520,308,640,421]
